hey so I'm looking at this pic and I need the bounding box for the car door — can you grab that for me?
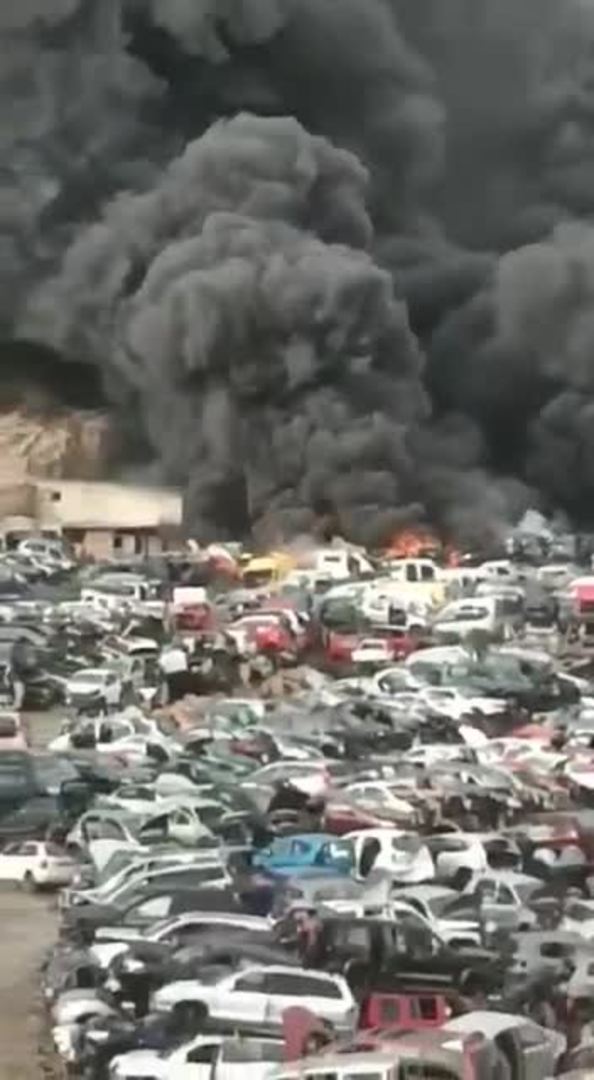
[260,971,341,1025]
[0,841,30,879]
[220,970,268,1024]
[476,879,518,929]
[389,915,452,987]
[170,1039,221,1080]
[218,1037,284,1080]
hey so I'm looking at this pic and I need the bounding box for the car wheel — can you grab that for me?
[22,870,37,893]
[458,969,483,997]
[172,1000,208,1033]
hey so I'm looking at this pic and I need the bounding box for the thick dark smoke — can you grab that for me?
[6,0,594,542]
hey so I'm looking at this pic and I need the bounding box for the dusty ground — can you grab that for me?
[0,889,60,1079]
[0,712,63,1079]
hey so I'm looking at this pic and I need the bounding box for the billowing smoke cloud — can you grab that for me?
[7,0,594,542]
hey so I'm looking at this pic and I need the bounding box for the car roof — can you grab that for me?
[397,885,456,900]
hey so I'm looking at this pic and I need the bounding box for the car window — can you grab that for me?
[497,884,515,905]
[265,973,341,998]
[186,1043,219,1065]
[127,895,172,920]
[475,880,497,901]
[399,1068,459,1080]
[566,902,594,921]
[84,818,126,842]
[222,1040,284,1064]
[234,971,266,992]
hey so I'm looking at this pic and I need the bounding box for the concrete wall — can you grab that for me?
[0,483,37,519]
[70,528,166,560]
[34,480,182,531]
[80,529,114,560]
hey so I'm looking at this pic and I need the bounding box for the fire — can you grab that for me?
[385,528,461,567]
[385,528,441,559]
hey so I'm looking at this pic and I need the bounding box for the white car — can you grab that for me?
[560,898,594,939]
[111,1032,285,1080]
[0,840,76,889]
[425,833,488,880]
[151,965,357,1032]
[348,829,434,884]
[64,668,124,709]
[394,886,482,947]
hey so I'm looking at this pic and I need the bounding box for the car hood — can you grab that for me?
[111,1049,167,1078]
[65,901,120,926]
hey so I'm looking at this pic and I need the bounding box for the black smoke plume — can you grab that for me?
[6,0,594,542]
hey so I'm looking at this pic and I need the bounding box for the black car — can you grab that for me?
[304,914,504,997]
[0,752,91,841]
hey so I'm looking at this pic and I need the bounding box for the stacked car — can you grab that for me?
[8,536,594,1075]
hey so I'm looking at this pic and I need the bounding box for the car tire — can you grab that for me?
[458,969,483,997]
[172,1000,208,1033]
[23,871,38,893]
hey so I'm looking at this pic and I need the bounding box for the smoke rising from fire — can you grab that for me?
[6,0,594,542]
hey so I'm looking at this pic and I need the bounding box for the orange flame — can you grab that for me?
[385,528,441,559]
[385,528,461,567]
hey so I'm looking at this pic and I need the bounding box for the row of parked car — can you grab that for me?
[3,543,594,1077]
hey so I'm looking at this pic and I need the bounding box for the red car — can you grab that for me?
[229,612,298,659]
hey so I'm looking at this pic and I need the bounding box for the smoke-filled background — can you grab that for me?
[6,0,594,544]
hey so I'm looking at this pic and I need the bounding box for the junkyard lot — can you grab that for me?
[0,711,61,1079]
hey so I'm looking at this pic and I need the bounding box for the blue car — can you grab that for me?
[252,833,355,876]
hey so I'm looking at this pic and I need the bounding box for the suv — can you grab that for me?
[151,965,357,1032]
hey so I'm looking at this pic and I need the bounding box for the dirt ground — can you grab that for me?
[0,712,63,1079]
[0,889,59,1079]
